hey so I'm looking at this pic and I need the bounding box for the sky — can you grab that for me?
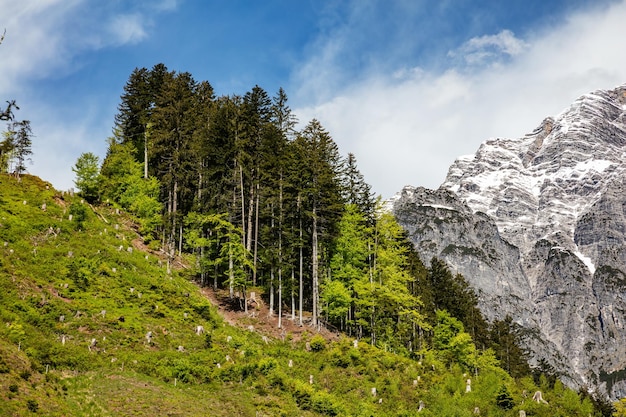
[2,0,626,198]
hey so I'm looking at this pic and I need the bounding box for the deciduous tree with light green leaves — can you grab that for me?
[324,204,370,331]
[100,137,161,235]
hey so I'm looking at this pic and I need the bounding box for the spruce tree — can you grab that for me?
[72,152,101,203]
[4,120,33,177]
[294,119,344,328]
[341,153,375,222]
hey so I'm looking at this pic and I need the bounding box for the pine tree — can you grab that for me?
[114,63,169,178]
[4,120,33,177]
[72,152,101,203]
[294,119,344,328]
[428,257,490,348]
[115,67,152,165]
[341,153,375,222]
[150,70,200,260]
[271,87,298,139]
[490,315,531,377]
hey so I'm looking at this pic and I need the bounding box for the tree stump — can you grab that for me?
[532,391,548,404]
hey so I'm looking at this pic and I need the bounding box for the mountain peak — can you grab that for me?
[393,83,626,399]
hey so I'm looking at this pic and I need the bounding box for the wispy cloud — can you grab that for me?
[108,13,149,46]
[0,0,178,189]
[293,0,626,197]
[449,30,529,66]
[0,1,177,92]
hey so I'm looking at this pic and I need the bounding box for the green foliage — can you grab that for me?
[428,258,490,348]
[2,120,33,176]
[72,152,101,203]
[100,137,162,235]
[433,310,476,369]
[66,257,94,291]
[68,201,88,230]
[490,315,531,377]
[26,399,39,412]
[495,384,514,410]
[320,279,351,323]
[309,334,326,352]
[0,66,611,415]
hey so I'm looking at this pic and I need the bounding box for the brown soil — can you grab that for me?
[200,287,340,343]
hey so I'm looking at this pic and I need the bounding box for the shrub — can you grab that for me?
[496,385,514,410]
[204,332,213,348]
[69,202,88,230]
[309,334,326,352]
[26,399,38,412]
[258,358,278,375]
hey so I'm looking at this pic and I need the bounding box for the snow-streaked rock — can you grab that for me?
[392,84,626,399]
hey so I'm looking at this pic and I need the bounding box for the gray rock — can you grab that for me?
[392,84,626,399]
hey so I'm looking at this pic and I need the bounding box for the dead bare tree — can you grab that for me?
[1,32,20,124]
[0,100,19,121]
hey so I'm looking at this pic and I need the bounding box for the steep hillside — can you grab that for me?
[392,84,626,400]
[0,174,605,416]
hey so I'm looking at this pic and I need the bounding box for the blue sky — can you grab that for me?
[2,0,626,198]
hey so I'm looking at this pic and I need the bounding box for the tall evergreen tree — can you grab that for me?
[271,87,298,139]
[72,152,100,203]
[4,120,33,177]
[341,153,375,222]
[294,119,344,328]
[150,70,200,261]
[490,315,531,377]
[428,258,490,348]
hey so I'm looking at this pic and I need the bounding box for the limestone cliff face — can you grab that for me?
[391,84,626,398]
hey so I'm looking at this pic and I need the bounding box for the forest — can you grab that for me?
[79,63,526,358]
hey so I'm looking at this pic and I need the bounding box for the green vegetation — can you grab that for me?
[0,61,618,415]
[0,174,610,416]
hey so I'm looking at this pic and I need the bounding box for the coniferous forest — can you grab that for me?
[95,63,504,354]
[0,62,618,415]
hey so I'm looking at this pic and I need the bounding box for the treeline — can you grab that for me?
[75,63,529,376]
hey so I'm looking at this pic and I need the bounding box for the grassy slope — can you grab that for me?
[0,174,600,416]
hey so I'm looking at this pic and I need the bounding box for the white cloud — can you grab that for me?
[0,1,178,190]
[450,30,529,66]
[0,0,78,94]
[293,0,626,198]
[108,13,149,46]
[0,1,173,92]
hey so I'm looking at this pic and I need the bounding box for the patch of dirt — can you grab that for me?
[48,285,72,303]
[131,238,189,270]
[200,287,340,343]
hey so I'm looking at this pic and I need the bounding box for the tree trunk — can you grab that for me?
[269,268,275,318]
[291,268,296,322]
[312,204,319,329]
[277,175,283,329]
[228,239,234,298]
[298,195,304,326]
[268,203,275,318]
[246,178,254,252]
[144,129,148,179]
[239,163,246,245]
[178,223,183,256]
[253,182,260,286]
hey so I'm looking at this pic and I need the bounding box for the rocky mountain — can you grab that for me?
[390,84,626,399]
